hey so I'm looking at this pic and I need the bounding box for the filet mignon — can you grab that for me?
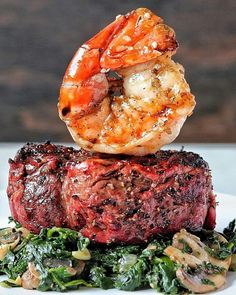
[7,142,216,244]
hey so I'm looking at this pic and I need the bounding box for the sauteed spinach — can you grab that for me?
[0,219,235,293]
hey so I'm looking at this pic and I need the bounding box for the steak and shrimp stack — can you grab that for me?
[7,8,216,244]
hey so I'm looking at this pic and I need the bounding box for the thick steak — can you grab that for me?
[7,142,216,244]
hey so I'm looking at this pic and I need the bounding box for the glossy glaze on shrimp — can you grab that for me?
[58,8,195,155]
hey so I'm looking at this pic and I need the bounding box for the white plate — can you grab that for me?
[0,190,235,294]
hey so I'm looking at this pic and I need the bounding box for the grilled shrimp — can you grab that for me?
[58,8,195,155]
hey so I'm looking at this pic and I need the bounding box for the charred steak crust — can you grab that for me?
[7,142,216,244]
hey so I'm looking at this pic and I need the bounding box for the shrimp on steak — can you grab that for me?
[58,8,195,156]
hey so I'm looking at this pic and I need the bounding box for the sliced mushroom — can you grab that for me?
[164,246,203,268]
[176,268,225,293]
[206,233,232,270]
[209,254,231,270]
[73,260,86,275]
[21,262,40,290]
[164,229,231,293]
[0,228,20,260]
[173,230,209,262]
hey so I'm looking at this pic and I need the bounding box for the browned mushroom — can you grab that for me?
[73,260,86,275]
[0,228,20,260]
[176,267,226,293]
[21,262,40,290]
[164,229,231,293]
[165,246,202,268]
[206,233,232,269]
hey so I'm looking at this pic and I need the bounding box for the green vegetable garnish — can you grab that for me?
[0,219,235,293]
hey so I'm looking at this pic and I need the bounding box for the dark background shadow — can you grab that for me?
[0,0,235,143]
